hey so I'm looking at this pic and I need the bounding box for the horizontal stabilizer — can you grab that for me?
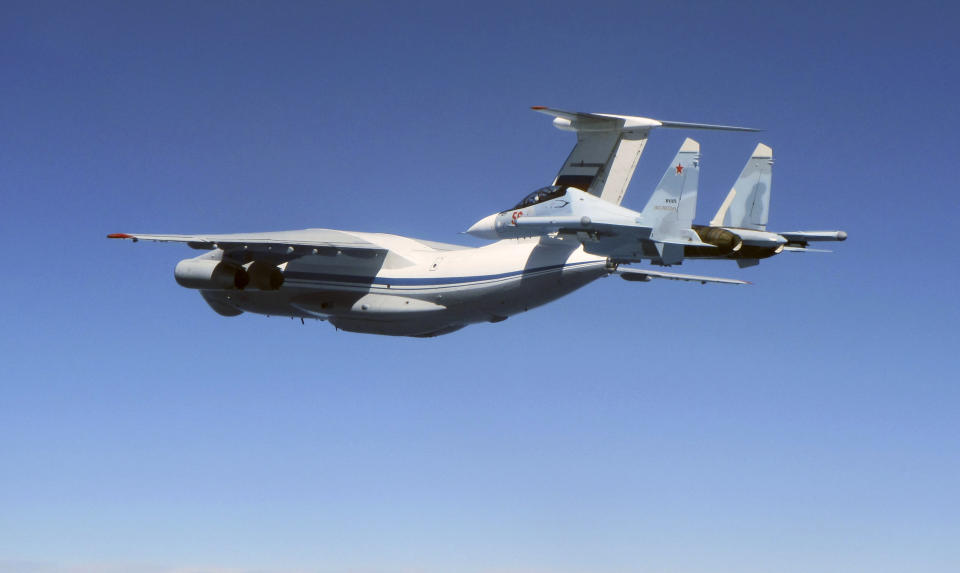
[617,266,749,285]
[531,107,760,133]
[658,120,760,132]
[531,107,659,132]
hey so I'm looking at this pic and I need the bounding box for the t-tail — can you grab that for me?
[531,107,757,206]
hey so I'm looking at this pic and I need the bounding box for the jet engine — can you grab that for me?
[245,261,284,290]
[686,225,743,257]
[735,243,785,259]
[722,228,787,260]
[175,259,248,290]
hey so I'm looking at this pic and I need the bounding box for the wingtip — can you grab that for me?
[530,105,548,110]
[107,233,133,239]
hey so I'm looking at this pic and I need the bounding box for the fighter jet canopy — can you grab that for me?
[511,185,569,210]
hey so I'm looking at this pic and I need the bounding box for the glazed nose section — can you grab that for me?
[466,213,498,239]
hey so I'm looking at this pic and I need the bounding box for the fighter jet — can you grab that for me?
[108,107,845,337]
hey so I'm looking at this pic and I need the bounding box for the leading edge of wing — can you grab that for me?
[616,266,750,285]
[106,229,387,254]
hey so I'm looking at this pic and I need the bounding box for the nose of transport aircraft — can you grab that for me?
[466,213,498,239]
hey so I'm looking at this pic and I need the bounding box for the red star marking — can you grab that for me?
[675,163,684,174]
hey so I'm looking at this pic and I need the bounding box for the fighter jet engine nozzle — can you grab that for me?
[693,226,743,255]
[175,258,249,290]
[734,243,785,259]
[245,261,284,290]
[721,228,788,260]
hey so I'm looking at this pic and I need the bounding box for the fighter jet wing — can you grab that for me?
[107,229,387,257]
[511,217,711,247]
[508,215,713,265]
[617,266,749,285]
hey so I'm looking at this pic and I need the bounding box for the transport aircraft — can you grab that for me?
[109,107,845,337]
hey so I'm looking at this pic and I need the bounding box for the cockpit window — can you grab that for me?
[511,185,568,210]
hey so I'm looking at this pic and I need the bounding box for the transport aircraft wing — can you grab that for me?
[617,266,749,285]
[108,229,396,292]
[106,229,387,259]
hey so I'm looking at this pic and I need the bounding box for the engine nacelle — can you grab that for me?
[175,258,249,290]
[245,261,284,290]
[723,228,787,260]
[736,243,785,259]
[689,225,743,256]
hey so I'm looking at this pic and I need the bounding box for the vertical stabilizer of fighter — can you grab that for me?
[642,138,700,228]
[710,143,773,230]
[636,138,702,264]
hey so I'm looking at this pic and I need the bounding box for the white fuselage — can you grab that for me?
[198,231,610,337]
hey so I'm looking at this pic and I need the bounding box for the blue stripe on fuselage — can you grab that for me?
[283,260,602,287]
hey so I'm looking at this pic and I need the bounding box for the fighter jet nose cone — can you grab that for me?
[466,213,498,239]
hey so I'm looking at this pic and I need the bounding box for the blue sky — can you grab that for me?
[2,2,958,572]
